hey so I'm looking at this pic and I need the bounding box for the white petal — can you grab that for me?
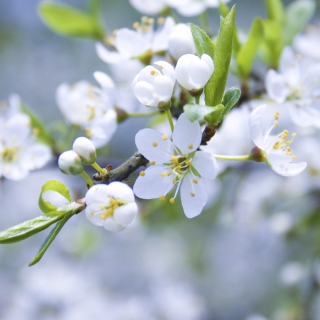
[85,209,104,227]
[93,71,116,91]
[188,58,212,89]
[113,203,138,226]
[135,128,175,163]
[153,76,174,101]
[180,174,207,218]
[152,17,175,53]
[192,151,217,180]
[96,43,123,64]
[103,218,125,232]
[107,181,135,203]
[134,81,157,106]
[2,163,29,181]
[265,70,288,103]
[22,144,52,170]
[272,161,307,177]
[133,165,174,199]
[85,184,109,205]
[172,113,201,154]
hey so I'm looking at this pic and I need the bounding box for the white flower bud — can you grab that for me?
[85,182,138,232]
[168,24,196,60]
[175,54,214,91]
[132,61,175,108]
[58,150,83,175]
[73,137,97,164]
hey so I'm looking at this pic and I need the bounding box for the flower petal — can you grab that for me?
[133,165,174,199]
[135,128,175,163]
[192,151,218,180]
[272,161,307,177]
[103,218,125,232]
[265,70,288,103]
[107,181,135,203]
[113,203,138,226]
[180,174,207,218]
[172,113,201,154]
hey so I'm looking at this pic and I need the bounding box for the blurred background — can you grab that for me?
[1,1,320,319]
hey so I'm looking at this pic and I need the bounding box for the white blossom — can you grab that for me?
[168,24,196,60]
[265,46,320,128]
[129,0,168,15]
[294,27,320,61]
[72,137,96,164]
[175,54,214,92]
[58,150,83,175]
[132,61,175,108]
[249,104,307,176]
[56,72,117,148]
[133,113,218,218]
[0,112,51,180]
[85,182,138,232]
[168,0,230,16]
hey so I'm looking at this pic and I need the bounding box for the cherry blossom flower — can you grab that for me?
[175,54,214,92]
[85,182,138,232]
[133,113,218,218]
[132,61,176,108]
[265,46,320,128]
[129,0,168,15]
[0,112,51,180]
[249,104,307,176]
[56,72,117,148]
[294,27,320,61]
[58,150,83,175]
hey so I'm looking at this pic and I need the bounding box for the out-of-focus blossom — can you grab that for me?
[134,113,217,218]
[0,112,51,180]
[168,0,230,16]
[279,262,305,286]
[85,182,138,232]
[58,150,83,175]
[132,61,175,108]
[129,0,168,15]
[56,72,117,148]
[168,24,196,60]
[250,104,307,176]
[294,26,320,61]
[265,46,320,128]
[175,54,214,92]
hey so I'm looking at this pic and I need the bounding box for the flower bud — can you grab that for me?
[73,137,97,164]
[175,54,214,92]
[132,61,175,108]
[58,150,83,175]
[168,24,196,61]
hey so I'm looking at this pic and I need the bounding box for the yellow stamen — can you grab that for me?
[186,160,192,166]
[193,178,198,184]
[159,195,165,201]
[150,161,155,165]
[188,144,193,149]
[167,171,172,176]
[169,198,175,204]
[161,172,166,177]
[162,134,168,140]
[150,70,156,75]
[190,192,195,197]
[152,142,158,147]
[139,171,145,176]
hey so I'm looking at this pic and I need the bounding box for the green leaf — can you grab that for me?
[38,1,104,40]
[283,0,315,46]
[0,202,84,244]
[189,23,214,58]
[205,5,236,109]
[236,17,264,77]
[184,104,223,122]
[265,0,285,24]
[20,102,53,146]
[204,104,224,126]
[220,87,241,120]
[259,19,283,68]
[29,213,73,266]
[38,180,72,214]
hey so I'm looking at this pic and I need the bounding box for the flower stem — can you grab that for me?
[127,110,159,118]
[195,96,200,104]
[80,171,94,187]
[91,162,107,177]
[214,154,252,161]
[165,109,175,132]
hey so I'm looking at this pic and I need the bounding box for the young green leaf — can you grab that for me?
[283,0,316,46]
[20,102,53,146]
[220,87,241,120]
[38,2,104,40]
[38,180,72,214]
[236,17,264,77]
[205,5,236,116]
[265,0,285,24]
[0,202,84,244]
[189,23,214,58]
[184,104,223,122]
[204,104,224,126]
[28,213,74,266]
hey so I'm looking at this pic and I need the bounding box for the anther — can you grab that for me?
[169,198,175,204]
[159,195,165,201]
[188,144,193,149]
[162,135,168,140]
[190,192,195,197]
[193,178,198,184]
[150,161,155,165]
[152,142,158,147]
[161,172,166,177]
[150,70,156,75]
[139,171,145,176]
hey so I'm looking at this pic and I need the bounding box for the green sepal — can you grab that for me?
[283,0,316,46]
[38,180,72,214]
[28,213,74,266]
[38,1,104,40]
[0,201,84,244]
[220,87,241,121]
[20,102,53,146]
[184,104,223,123]
[205,5,236,108]
[189,23,214,58]
[265,0,285,24]
[236,17,264,77]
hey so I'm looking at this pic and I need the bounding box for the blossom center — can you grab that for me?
[1,146,19,163]
[272,129,297,159]
[99,198,125,220]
